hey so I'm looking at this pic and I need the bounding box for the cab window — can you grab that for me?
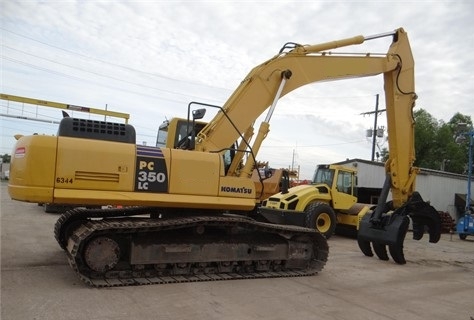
[336,171,353,195]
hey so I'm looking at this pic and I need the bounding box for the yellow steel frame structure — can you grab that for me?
[0,93,130,123]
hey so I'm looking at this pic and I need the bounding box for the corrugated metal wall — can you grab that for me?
[335,159,469,219]
[416,171,467,218]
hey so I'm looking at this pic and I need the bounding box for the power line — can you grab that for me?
[2,27,381,104]
[4,57,223,106]
[0,113,61,124]
[3,45,226,100]
[3,55,226,105]
[1,27,230,91]
[260,139,366,148]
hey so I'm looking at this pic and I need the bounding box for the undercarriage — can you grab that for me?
[55,207,329,287]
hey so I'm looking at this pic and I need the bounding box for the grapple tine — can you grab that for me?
[373,242,389,261]
[388,214,409,264]
[407,192,441,243]
[389,243,406,264]
[412,220,424,240]
[357,238,374,257]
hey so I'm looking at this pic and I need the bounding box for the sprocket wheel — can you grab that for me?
[84,236,120,273]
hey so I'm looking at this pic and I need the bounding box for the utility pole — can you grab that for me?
[370,94,379,161]
[291,149,295,171]
[361,94,386,161]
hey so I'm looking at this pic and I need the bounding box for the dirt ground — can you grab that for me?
[1,181,473,320]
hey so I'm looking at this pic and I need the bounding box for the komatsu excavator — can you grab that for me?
[8,28,441,287]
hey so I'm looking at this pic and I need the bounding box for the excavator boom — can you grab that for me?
[196,32,401,157]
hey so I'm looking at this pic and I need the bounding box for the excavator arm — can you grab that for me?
[196,28,440,262]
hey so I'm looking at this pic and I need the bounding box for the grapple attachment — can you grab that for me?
[357,176,441,264]
[358,210,410,264]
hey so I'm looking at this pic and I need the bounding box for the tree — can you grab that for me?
[1,154,11,163]
[412,109,472,174]
[381,109,471,174]
[449,113,473,174]
[413,109,440,169]
[379,147,389,163]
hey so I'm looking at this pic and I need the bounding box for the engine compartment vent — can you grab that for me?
[58,118,136,143]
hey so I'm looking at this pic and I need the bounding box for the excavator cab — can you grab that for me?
[156,112,207,149]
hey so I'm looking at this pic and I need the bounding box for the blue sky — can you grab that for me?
[1,1,473,179]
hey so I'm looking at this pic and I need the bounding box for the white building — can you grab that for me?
[0,162,10,180]
[335,158,471,220]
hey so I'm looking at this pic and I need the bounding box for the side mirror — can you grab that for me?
[192,108,206,120]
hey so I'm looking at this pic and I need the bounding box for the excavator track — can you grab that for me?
[55,208,329,287]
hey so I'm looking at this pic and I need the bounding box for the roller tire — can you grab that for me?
[304,202,337,239]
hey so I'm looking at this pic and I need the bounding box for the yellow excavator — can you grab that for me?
[8,28,440,287]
